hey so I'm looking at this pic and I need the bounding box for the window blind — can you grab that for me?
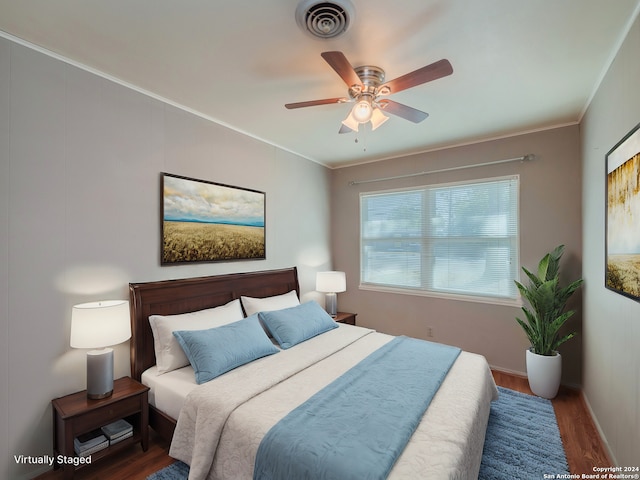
[360,175,519,301]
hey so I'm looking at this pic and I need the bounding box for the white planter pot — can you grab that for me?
[526,349,562,399]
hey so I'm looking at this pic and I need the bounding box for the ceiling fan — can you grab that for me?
[285,51,453,133]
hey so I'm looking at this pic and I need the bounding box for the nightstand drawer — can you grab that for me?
[73,395,141,434]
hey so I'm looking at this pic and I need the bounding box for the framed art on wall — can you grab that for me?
[605,122,640,301]
[161,173,266,264]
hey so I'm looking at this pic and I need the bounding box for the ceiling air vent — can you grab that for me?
[295,0,355,39]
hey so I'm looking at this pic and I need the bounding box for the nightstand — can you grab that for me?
[52,376,149,479]
[334,312,357,325]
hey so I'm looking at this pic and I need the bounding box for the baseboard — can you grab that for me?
[489,365,582,391]
[489,365,527,378]
[581,391,617,466]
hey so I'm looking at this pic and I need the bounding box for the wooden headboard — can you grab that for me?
[128,267,299,382]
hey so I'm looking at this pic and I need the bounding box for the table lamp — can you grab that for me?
[316,271,346,317]
[70,300,131,399]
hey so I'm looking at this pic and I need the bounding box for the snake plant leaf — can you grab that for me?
[537,253,552,282]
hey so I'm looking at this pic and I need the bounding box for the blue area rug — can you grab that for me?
[147,386,569,480]
[147,459,188,480]
[479,386,569,479]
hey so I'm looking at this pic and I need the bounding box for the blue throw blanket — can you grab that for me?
[253,336,461,480]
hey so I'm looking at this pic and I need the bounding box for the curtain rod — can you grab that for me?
[348,154,535,186]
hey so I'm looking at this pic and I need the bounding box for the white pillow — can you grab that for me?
[241,290,300,316]
[149,299,244,375]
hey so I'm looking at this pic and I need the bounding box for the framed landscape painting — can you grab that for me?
[605,122,640,301]
[161,173,266,264]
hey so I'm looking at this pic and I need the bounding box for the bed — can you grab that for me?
[129,267,498,480]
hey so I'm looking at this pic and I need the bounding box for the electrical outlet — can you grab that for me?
[427,326,434,338]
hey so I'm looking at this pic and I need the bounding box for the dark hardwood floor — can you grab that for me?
[34,371,611,479]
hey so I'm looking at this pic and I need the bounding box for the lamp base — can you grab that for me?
[86,348,114,399]
[324,292,338,317]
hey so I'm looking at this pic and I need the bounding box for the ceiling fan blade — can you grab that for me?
[380,59,453,95]
[285,97,347,109]
[378,99,429,123]
[321,51,362,88]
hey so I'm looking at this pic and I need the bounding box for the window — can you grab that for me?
[360,175,519,303]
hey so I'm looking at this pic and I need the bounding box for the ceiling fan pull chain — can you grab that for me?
[357,126,369,152]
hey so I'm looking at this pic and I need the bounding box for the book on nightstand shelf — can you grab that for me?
[108,429,133,445]
[101,419,133,445]
[74,429,108,457]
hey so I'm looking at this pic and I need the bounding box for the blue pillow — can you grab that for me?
[173,314,279,384]
[259,301,338,349]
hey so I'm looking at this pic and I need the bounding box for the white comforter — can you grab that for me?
[169,325,498,480]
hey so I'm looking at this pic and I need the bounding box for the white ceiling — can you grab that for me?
[1,0,639,168]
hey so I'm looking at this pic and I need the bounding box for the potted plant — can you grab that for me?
[514,245,583,399]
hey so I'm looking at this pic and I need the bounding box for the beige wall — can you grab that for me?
[581,13,640,466]
[331,125,583,382]
[0,38,331,479]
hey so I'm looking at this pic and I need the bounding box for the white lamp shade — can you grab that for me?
[341,111,359,132]
[316,271,346,293]
[70,300,131,349]
[370,107,389,131]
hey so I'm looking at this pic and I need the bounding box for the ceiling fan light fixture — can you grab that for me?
[351,98,373,123]
[341,111,359,132]
[370,107,389,131]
